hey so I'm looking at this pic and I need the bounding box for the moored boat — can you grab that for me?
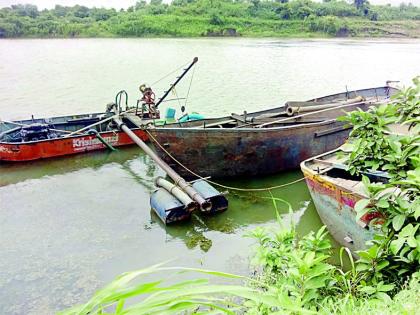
[0,58,200,163]
[0,111,149,162]
[147,85,398,179]
[300,148,385,252]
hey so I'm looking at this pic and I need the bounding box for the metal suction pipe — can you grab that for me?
[155,177,198,213]
[113,117,212,211]
[285,96,365,116]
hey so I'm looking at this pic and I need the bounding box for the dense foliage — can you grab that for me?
[1,0,420,38]
[339,78,419,289]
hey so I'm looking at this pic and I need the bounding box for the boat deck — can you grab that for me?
[303,151,368,196]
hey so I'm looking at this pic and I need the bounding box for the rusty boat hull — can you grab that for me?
[148,86,397,178]
[300,149,379,252]
[149,120,353,178]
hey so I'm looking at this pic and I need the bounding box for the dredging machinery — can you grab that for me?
[115,57,228,224]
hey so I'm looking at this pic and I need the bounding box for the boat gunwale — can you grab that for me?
[8,111,111,124]
[150,118,340,133]
[305,85,395,102]
[300,148,368,199]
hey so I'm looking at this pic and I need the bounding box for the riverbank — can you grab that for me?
[1,15,419,39]
[2,1,420,39]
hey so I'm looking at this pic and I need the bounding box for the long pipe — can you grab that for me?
[155,57,198,108]
[256,99,380,128]
[87,129,116,151]
[155,176,198,213]
[64,108,137,138]
[113,117,212,211]
[285,96,365,116]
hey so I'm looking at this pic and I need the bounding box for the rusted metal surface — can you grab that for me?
[300,150,382,252]
[148,86,397,178]
[149,120,350,178]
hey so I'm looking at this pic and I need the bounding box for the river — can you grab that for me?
[0,38,419,314]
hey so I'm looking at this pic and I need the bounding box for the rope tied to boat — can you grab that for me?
[145,129,305,192]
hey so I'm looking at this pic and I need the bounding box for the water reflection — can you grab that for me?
[0,146,161,187]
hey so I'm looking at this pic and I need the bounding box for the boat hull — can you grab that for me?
[149,120,352,178]
[0,129,148,162]
[148,86,397,178]
[301,167,375,252]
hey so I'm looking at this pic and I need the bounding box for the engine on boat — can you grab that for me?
[0,123,59,143]
[19,124,58,142]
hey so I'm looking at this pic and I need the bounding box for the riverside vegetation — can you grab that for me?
[1,0,420,38]
[60,80,419,314]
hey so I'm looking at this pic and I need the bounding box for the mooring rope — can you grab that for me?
[145,130,305,192]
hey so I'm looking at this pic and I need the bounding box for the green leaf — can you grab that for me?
[407,237,417,248]
[400,224,417,237]
[376,199,389,208]
[359,285,376,295]
[390,238,405,255]
[392,215,405,231]
[355,199,370,213]
[376,260,389,271]
[415,207,420,220]
[377,283,395,292]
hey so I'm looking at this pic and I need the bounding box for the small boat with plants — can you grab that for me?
[0,58,200,162]
[301,83,419,252]
[147,85,398,179]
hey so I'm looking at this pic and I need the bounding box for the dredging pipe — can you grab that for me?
[285,96,365,116]
[155,176,198,213]
[113,117,212,211]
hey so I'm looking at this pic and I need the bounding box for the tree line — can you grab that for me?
[0,0,419,38]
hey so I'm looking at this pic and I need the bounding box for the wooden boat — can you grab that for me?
[147,86,398,179]
[0,111,150,162]
[300,148,383,252]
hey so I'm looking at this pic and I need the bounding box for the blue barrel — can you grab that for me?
[150,188,191,224]
[191,180,228,213]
